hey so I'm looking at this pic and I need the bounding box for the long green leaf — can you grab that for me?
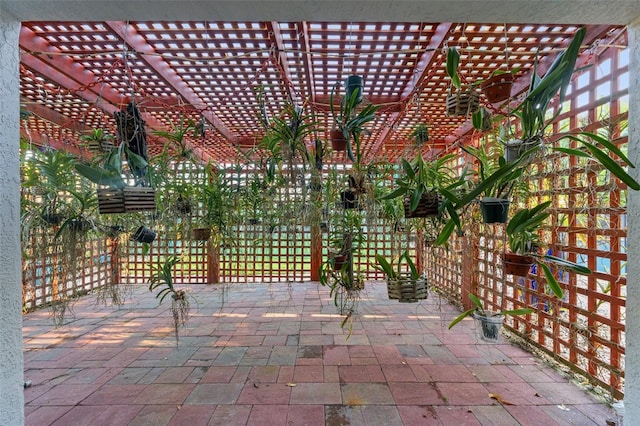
[553,147,590,158]
[468,293,484,310]
[446,47,461,90]
[448,308,476,329]
[539,262,564,299]
[583,131,634,166]
[436,219,456,246]
[581,141,640,190]
[543,254,591,275]
[502,307,535,316]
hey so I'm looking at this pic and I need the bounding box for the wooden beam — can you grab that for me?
[104,21,238,143]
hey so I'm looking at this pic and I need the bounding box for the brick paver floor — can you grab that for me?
[23,282,615,425]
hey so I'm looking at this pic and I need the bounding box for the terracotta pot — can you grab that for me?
[332,254,348,271]
[480,73,513,103]
[503,253,534,276]
[193,227,211,241]
[330,129,347,151]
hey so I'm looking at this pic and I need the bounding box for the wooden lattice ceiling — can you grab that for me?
[18,21,624,164]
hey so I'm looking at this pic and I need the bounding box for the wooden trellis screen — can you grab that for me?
[19,27,628,403]
[426,34,628,399]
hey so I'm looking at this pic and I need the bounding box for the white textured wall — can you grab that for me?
[0,8,24,426]
[1,0,640,24]
[625,18,640,424]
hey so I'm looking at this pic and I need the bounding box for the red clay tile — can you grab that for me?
[132,383,195,405]
[237,382,292,404]
[292,365,324,382]
[166,404,216,426]
[437,382,493,405]
[26,406,72,426]
[247,365,280,383]
[289,383,342,405]
[381,364,418,382]
[341,383,394,405]
[246,404,288,425]
[200,366,237,383]
[129,404,178,426]
[184,383,244,404]
[389,382,445,405]
[323,345,351,365]
[286,405,325,425]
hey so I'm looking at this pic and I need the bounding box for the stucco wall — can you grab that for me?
[0,8,24,425]
[625,18,640,425]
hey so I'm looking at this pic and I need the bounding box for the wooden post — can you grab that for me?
[207,234,220,284]
[461,231,475,311]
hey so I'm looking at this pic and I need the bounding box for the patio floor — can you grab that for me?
[23,281,615,425]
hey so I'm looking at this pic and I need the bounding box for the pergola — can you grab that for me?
[2,1,640,424]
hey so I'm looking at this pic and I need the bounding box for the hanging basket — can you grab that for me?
[330,129,347,151]
[193,227,212,241]
[403,191,440,218]
[502,253,534,276]
[387,274,428,303]
[473,311,504,343]
[97,187,156,214]
[446,88,480,117]
[480,73,513,104]
[478,197,510,224]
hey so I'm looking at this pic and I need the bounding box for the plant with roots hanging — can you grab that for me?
[148,255,190,344]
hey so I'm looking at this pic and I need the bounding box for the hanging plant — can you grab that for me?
[445,47,480,117]
[148,255,190,345]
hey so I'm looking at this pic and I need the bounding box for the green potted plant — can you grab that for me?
[256,103,314,186]
[409,123,429,145]
[445,47,480,117]
[375,250,427,303]
[75,142,156,214]
[319,209,365,313]
[80,128,115,152]
[505,201,593,299]
[383,153,459,218]
[477,68,519,104]
[193,163,236,244]
[459,138,535,224]
[329,79,379,163]
[449,294,534,342]
[503,27,585,162]
[148,255,190,345]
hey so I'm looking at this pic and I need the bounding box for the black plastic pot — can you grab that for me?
[504,138,541,162]
[345,75,364,104]
[131,226,156,243]
[479,198,510,224]
[340,190,359,209]
[105,225,125,239]
[68,218,92,232]
[41,213,64,226]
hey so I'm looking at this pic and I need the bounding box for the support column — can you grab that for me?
[0,10,25,426]
[625,18,640,421]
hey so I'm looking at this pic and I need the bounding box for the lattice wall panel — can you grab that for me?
[427,37,628,399]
